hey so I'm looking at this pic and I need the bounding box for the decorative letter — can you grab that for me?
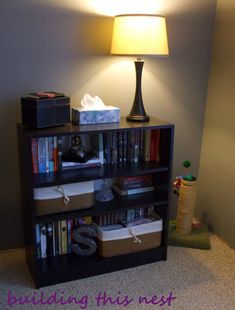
[71,225,97,256]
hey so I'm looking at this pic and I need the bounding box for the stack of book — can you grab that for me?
[103,129,160,165]
[31,133,104,174]
[35,216,92,259]
[112,174,154,196]
[31,137,59,174]
[94,208,146,226]
[31,129,161,174]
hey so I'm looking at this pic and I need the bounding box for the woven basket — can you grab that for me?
[176,179,197,234]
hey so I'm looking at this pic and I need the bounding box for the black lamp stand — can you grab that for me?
[126,59,150,122]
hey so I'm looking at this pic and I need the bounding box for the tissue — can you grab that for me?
[81,94,106,110]
[72,94,120,125]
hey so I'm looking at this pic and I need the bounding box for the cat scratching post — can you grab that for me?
[176,178,197,234]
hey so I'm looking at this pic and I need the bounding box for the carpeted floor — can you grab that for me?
[0,235,234,310]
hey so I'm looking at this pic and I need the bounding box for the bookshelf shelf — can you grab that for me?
[35,190,168,224]
[36,247,165,287]
[32,161,169,188]
[17,116,174,288]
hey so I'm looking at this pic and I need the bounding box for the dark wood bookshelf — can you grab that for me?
[17,116,174,288]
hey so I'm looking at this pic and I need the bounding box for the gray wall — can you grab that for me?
[0,0,216,250]
[196,0,235,248]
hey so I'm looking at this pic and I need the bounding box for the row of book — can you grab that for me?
[31,129,160,174]
[36,207,155,259]
[31,137,62,174]
[103,129,160,165]
[93,207,154,226]
[36,216,92,259]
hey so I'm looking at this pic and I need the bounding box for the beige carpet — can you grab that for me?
[0,235,234,310]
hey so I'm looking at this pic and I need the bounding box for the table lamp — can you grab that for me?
[111,14,169,122]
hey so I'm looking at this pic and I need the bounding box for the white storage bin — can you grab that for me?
[34,181,94,216]
[96,215,162,257]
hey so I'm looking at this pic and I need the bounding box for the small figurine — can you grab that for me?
[69,135,86,163]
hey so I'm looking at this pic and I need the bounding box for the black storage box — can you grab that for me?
[21,96,70,128]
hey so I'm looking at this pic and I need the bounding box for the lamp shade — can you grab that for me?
[111,14,169,56]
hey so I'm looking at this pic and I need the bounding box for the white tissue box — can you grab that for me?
[72,107,120,125]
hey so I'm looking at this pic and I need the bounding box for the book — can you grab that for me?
[53,136,58,172]
[37,138,46,173]
[46,223,54,257]
[67,219,73,254]
[45,137,50,173]
[57,136,63,170]
[139,130,144,161]
[40,224,47,258]
[60,220,68,255]
[35,224,41,259]
[53,221,59,256]
[116,175,152,190]
[133,131,140,163]
[127,131,135,162]
[143,130,151,161]
[117,131,123,164]
[31,138,38,174]
[122,131,128,163]
[112,183,154,196]
[48,137,54,172]
[58,221,62,255]
[111,132,118,164]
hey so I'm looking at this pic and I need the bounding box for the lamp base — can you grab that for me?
[126,114,150,122]
[126,60,150,123]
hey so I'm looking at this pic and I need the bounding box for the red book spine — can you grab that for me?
[31,138,38,174]
[150,129,160,162]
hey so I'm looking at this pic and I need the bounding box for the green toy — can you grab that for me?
[183,160,194,181]
[173,160,196,195]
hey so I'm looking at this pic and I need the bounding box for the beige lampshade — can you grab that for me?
[111,14,169,56]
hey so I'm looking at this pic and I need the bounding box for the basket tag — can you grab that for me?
[128,228,142,244]
[57,186,70,205]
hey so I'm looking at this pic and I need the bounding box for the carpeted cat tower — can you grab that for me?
[169,161,211,250]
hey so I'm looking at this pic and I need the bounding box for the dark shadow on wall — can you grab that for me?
[0,0,113,250]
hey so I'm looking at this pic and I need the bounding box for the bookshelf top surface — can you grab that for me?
[18,117,174,137]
